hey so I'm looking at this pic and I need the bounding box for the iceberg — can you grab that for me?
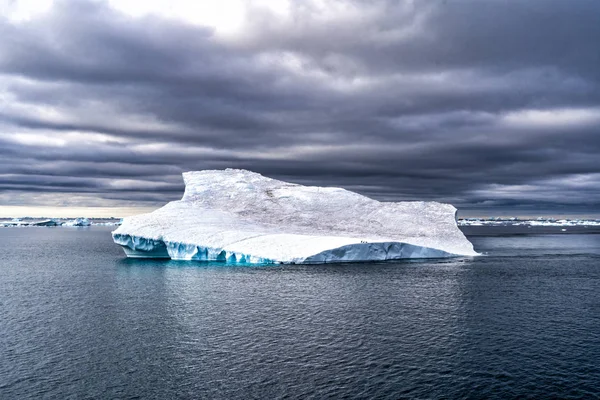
[112,169,478,264]
[64,217,91,227]
[30,219,60,227]
[457,217,600,227]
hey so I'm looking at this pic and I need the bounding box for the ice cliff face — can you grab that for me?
[112,169,478,263]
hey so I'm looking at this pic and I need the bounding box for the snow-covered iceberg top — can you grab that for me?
[112,169,477,263]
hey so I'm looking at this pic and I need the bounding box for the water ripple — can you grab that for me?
[0,228,599,398]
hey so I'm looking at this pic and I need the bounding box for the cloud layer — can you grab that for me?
[1,0,599,214]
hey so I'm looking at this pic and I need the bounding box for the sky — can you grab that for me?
[1,0,599,217]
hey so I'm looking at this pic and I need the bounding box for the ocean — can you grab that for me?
[1,227,599,399]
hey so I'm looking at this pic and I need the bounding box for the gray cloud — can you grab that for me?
[1,0,599,214]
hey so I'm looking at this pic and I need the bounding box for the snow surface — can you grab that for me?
[112,169,478,263]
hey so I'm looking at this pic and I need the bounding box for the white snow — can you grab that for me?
[112,169,478,263]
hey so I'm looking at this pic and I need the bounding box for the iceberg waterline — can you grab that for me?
[112,233,456,264]
[112,169,478,264]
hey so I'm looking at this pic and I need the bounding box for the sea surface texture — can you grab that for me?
[1,227,599,399]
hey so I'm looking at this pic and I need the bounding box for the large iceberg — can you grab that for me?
[112,169,477,264]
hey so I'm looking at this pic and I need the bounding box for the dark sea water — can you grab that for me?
[1,227,599,399]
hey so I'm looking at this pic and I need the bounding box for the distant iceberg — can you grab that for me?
[458,218,600,227]
[30,219,60,227]
[64,218,91,227]
[112,169,478,264]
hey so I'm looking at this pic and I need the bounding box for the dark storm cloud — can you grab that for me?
[1,0,599,213]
